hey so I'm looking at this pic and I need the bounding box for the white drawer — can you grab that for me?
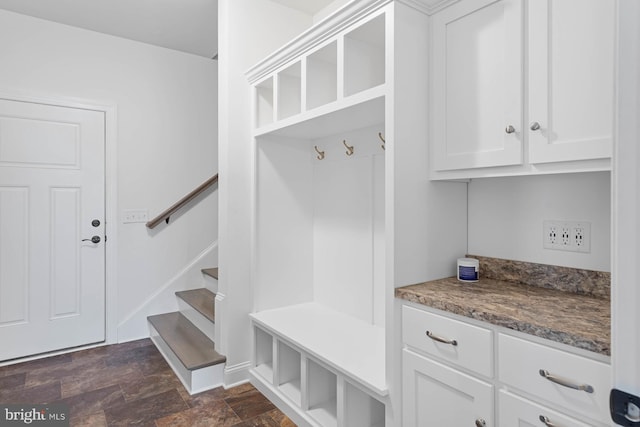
[402,305,493,377]
[499,390,592,427]
[403,349,494,427]
[498,333,611,424]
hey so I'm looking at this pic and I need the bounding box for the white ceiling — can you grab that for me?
[0,0,219,58]
[0,0,338,59]
[270,0,337,15]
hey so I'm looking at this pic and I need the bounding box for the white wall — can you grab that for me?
[218,0,313,385]
[468,172,611,272]
[313,0,353,23]
[613,0,640,396]
[0,9,219,341]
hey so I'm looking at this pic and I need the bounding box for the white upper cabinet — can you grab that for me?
[527,0,614,164]
[432,0,523,172]
[431,0,615,179]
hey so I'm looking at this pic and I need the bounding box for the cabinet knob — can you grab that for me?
[505,125,516,134]
[530,121,541,131]
[475,419,486,427]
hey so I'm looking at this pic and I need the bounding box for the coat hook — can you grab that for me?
[378,132,386,150]
[343,140,354,156]
[314,145,325,160]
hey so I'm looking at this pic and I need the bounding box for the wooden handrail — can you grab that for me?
[146,174,219,229]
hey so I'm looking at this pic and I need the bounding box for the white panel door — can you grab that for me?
[432,0,523,171]
[528,0,614,164]
[0,98,105,361]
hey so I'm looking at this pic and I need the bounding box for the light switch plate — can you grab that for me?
[122,209,148,223]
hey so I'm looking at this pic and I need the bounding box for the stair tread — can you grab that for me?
[176,288,215,323]
[148,312,225,370]
[202,267,219,280]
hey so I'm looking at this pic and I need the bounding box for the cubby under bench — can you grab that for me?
[250,303,387,427]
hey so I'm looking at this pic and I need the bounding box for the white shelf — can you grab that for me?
[254,363,273,382]
[279,380,301,405]
[308,400,338,427]
[254,85,385,139]
[250,302,387,396]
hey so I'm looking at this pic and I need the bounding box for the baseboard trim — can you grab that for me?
[224,360,251,388]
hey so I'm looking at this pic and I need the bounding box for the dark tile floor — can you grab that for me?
[0,339,296,426]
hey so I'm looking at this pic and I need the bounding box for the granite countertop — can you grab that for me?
[395,276,611,356]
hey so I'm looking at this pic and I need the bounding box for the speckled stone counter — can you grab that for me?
[395,257,611,356]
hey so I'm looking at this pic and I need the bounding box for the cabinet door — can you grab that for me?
[402,349,493,427]
[432,0,523,171]
[528,0,614,164]
[499,390,592,427]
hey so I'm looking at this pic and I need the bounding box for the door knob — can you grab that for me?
[505,125,516,134]
[82,236,101,244]
[530,121,541,131]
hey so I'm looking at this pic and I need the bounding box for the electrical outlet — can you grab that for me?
[122,209,148,224]
[544,222,559,246]
[560,225,571,246]
[571,222,591,253]
[543,220,591,253]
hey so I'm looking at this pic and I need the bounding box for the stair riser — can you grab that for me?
[177,299,216,342]
[149,322,224,395]
[202,274,218,294]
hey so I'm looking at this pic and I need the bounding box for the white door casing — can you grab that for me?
[0,98,106,361]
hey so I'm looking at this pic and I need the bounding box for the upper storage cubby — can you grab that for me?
[277,61,301,120]
[255,77,274,128]
[248,7,387,136]
[344,13,386,97]
[306,41,338,110]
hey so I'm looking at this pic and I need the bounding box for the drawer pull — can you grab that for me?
[538,415,557,427]
[425,330,458,346]
[538,369,594,393]
[475,419,486,427]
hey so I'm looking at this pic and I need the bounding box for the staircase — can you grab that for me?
[148,267,224,395]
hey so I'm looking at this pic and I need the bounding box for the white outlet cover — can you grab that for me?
[543,220,591,253]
